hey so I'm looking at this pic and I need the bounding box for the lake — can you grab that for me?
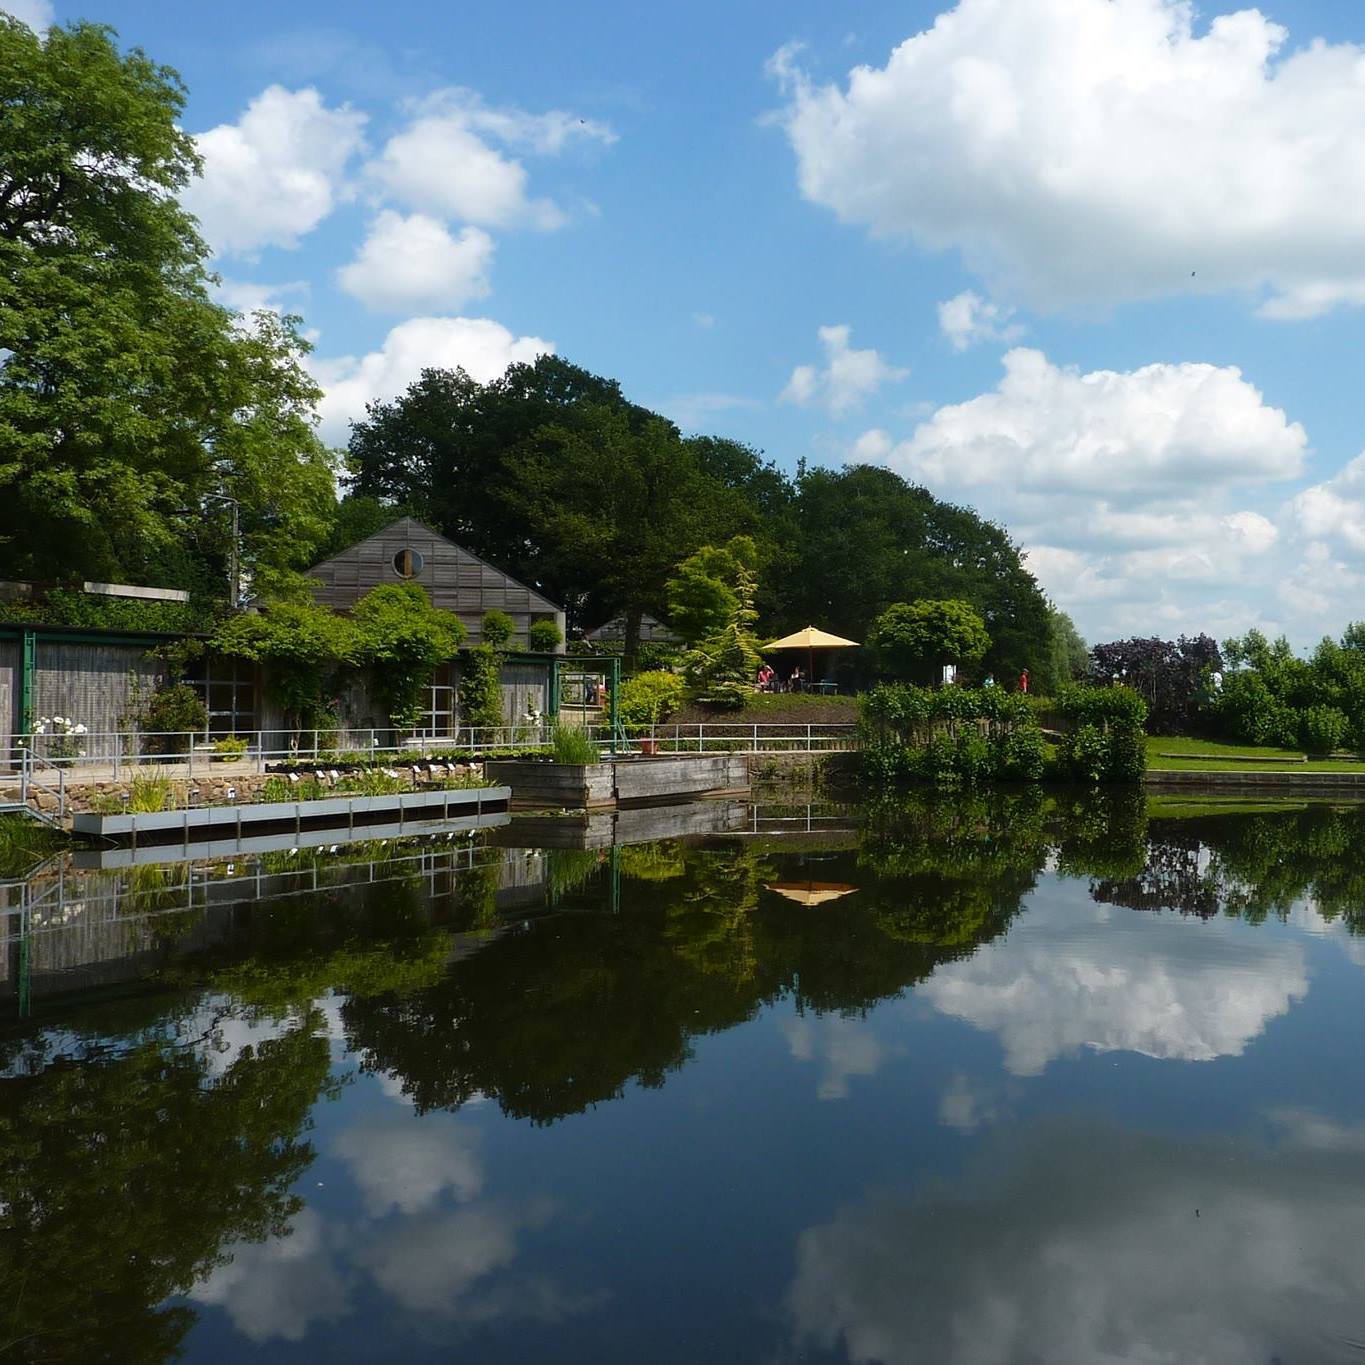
[4,790,1365,1362]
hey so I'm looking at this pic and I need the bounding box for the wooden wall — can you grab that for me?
[306,516,567,650]
[33,641,163,759]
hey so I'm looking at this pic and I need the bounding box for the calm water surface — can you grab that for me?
[5,792,1365,1362]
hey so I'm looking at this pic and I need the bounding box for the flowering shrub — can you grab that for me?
[34,715,87,759]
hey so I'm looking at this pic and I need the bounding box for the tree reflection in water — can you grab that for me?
[2,792,1365,1359]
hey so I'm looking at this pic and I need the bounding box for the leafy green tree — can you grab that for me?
[352,584,465,730]
[480,609,515,648]
[460,644,504,729]
[776,465,1049,681]
[681,546,763,706]
[508,404,751,669]
[868,599,990,684]
[0,17,336,590]
[528,618,562,652]
[346,355,657,585]
[666,536,758,644]
[212,600,359,737]
[1043,608,1088,692]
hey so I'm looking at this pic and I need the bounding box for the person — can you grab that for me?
[1019,668,1029,693]
[757,663,775,691]
[789,666,804,693]
[983,673,995,688]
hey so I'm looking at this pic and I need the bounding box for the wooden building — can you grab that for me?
[306,517,566,648]
[0,520,573,759]
[584,614,683,646]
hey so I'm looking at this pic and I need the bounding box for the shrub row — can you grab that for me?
[859,683,1148,786]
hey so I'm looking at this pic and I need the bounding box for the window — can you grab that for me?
[412,662,457,738]
[187,655,258,738]
[393,547,424,579]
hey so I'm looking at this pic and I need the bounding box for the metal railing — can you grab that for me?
[640,723,856,753]
[4,726,570,778]
[18,747,66,824]
[1,721,859,779]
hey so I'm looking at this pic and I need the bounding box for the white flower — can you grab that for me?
[72,723,87,735]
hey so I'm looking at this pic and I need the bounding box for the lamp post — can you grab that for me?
[203,494,240,610]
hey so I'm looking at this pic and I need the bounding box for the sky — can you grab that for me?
[11,0,1365,648]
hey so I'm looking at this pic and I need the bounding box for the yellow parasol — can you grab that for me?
[765,881,858,906]
[764,625,860,687]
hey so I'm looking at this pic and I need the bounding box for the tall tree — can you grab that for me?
[0,17,335,589]
[345,354,659,591]
[507,404,750,668]
[778,464,1050,680]
[666,535,758,644]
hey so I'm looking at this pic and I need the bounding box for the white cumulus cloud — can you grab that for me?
[919,882,1308,1076]
[890,348,1305,496]
[938,290,1023,351]
[370,88,613,230]
[781,324,907,418]
[772,0,1365,316]
[185,86,367,256]
[312,316,551,444]
[2,0,53,29]
[337,211,494,313]
[1290,454,1365,557]
[787,1120,1365,1365]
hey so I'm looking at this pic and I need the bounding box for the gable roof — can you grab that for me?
[585,613,682,644]
[306,517,564,619]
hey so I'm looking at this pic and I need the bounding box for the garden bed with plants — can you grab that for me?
[71,772,509,842]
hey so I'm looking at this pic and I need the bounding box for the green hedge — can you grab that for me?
[859,683,1045,785]
[1054,684,1147,783]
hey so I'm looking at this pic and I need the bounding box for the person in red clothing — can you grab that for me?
[1019,669,1029,693]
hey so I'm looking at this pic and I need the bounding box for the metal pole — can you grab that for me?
[229,498,240,610]
[609,658,620,754]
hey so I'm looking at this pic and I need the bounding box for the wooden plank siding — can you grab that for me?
[33,641,162,758]
[305,516,567,650]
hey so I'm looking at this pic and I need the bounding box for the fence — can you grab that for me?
[640,723,856,753]
[1,721,860,779]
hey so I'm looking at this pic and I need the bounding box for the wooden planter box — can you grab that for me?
[484,754,750,808]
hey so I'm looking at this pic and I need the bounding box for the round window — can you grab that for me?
[393,547,424,579]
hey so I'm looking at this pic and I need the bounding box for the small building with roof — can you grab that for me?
[0,519,578,761]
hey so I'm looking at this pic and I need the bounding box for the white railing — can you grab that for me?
[5,726,573,777]
[18,747,66,822]
[1,721,859,777]
[641,723,856,753]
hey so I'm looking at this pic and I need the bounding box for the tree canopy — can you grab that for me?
[867,599,992,684]
[0,17,336,593]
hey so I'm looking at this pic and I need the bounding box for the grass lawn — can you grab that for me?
[674,693,857,726]
[1146,735,1365,773]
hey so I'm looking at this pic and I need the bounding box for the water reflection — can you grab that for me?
[787,1116,1365,1364]
[1,794,1365,1359]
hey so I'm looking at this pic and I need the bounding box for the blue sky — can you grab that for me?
[13,0,1365,646]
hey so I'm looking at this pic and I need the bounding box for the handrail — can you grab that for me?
[2,720,860,776]
[19,746,66,823]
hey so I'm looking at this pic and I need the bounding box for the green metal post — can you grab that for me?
[20,628,36,737]
[609,843,621,915]
[548,655,561,719]
[17,909,30,1019]
[609,657,621,753]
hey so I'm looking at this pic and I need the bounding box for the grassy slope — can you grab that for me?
[673,694,857,725]
[1145,735,1365,773]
